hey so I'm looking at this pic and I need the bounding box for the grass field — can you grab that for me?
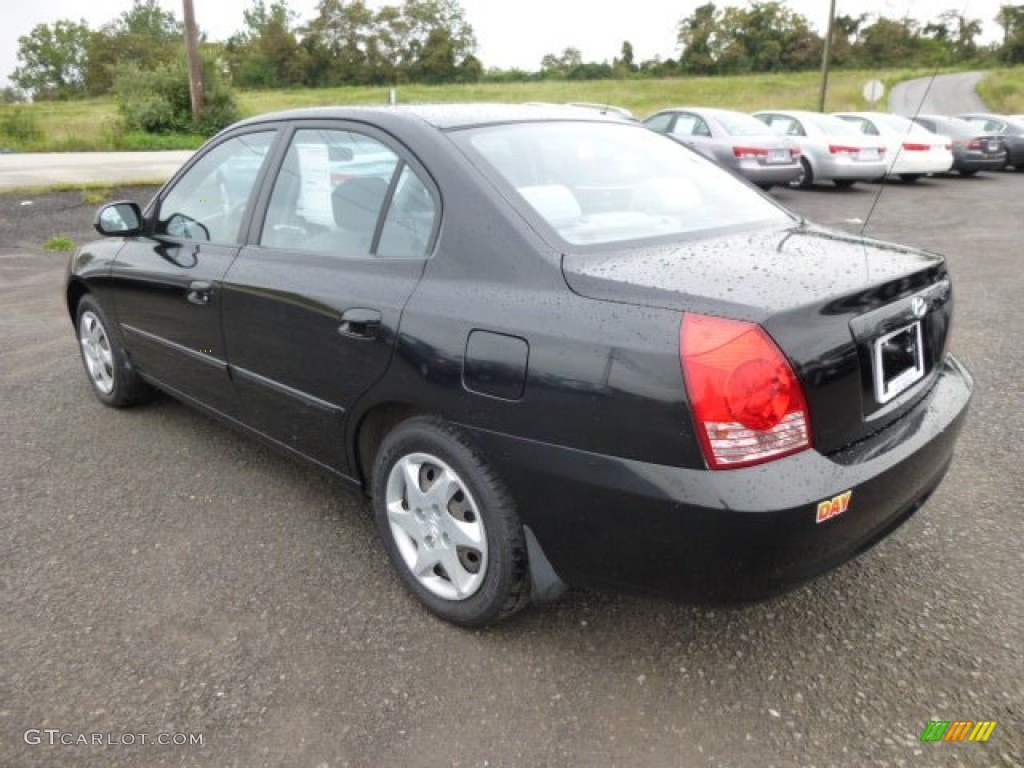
[0,67,999,152]
[977,66,1024,113]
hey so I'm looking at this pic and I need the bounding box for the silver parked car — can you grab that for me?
[753,109,888,189]
[644,107,802,189]
[832,112,953,182]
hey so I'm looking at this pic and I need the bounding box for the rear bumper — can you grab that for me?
[467,356,972,601]
[735,162,802,186]
[888,153,953,175]
[954,153,1006,172]
[819,158,888,180]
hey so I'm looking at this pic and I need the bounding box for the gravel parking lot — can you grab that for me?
[1,174,1021,767]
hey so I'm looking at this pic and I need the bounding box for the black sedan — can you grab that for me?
[67,105,972,626]
[957,112,1024,169]
[911,115,1007,175]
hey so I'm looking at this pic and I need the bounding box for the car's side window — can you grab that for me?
[260,128,401,257]
[645,113,673,132]
[377,166,437,259]
[848,118,879,136]
[672,114,699,137]
[156,131,274,244]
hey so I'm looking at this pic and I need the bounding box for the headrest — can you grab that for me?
[332,176,389,235]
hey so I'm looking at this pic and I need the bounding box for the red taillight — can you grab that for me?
[945,143,953,151]
[791,146,802,156]
[681,314,812,470]
[733,145,769,159]
[902,142,930,151]
[966,139,982,149]
[829,144,860,155]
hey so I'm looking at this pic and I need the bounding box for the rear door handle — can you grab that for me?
[187,280,212,305]
[338,308,382,339]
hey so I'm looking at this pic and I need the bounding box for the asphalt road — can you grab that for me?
[0,151,194,190]
[890,72,989,116]
[2,174,1022,768]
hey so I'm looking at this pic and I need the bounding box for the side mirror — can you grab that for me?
[94,202,143,237]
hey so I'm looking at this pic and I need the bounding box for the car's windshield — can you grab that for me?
[715,111,776,137]
[451,121,793,247]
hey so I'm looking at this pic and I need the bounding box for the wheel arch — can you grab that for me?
[66,278,90,322]
[353,401,432,493]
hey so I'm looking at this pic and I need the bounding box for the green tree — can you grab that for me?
[540,47,583,78]
[996,4,1024,63]
[677,2,820,74]
[11,19,93,100]
[301,0,379,85]
[401,0,478,82]
[226,0,304,87]
[614,40,637,75]
[857,16,923,67]
[677,3,720,74]
[87,0,184,95]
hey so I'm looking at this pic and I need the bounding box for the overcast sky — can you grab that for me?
[1,0,1006,88]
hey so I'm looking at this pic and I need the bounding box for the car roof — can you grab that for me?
[231,103,627,131]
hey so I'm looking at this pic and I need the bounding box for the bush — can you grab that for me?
[0,106,43,144]
[116,53,240,137]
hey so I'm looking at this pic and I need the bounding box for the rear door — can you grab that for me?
[109,129,277,416]
[222,122,439,472]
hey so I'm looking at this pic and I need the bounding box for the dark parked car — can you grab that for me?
[644,106,802,189]
[909,115,1007,175]
[67,105,972,626]
[956,113,1024,169]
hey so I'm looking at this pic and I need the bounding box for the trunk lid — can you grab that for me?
[562,223,952,455]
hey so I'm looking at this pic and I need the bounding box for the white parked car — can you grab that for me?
[753,109,887,189]
[832,112,953,181]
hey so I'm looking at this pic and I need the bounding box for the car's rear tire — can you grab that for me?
[833,179,856,189]
[958,169,978,177]
[899,173,922,182]
[788,158,814,190]
[372,416,531,626]
[75,295,152,408]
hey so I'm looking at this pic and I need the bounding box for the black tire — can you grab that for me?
[788,157,814,190]
[833,179,857,189]
[899,173,922,183]
[74,295,152,408]
[371,416,531,626]
[958,169,978,177]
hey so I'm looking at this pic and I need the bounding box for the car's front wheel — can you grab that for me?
[372,417,531,626]
[75,295,152,407]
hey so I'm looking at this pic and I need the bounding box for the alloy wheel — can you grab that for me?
[385,452,488,601]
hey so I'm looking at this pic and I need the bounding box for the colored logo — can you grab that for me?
[815,490,852,524]
[920,720,997,743]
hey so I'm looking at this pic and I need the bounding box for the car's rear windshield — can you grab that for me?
[450,121,793,247]
[808,114,861,136]
[714,111,778,137]
[879,114,936,136]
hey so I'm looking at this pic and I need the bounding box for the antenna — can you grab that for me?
[859,0,974,237]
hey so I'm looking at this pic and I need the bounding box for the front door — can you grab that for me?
[222,124,439,472]
[108,130,277,416]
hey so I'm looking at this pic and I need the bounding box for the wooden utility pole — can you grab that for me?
[818,0,837,112]
[183,0,204,120]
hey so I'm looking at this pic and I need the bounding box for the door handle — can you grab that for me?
[338,308,382,339]
[187,280,212,305]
